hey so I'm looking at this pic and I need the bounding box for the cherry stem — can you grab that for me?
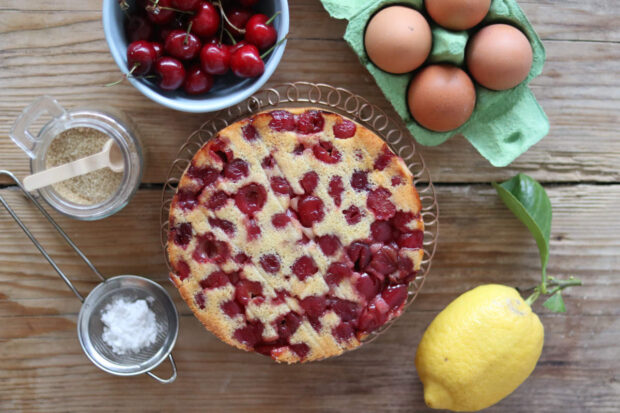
[214,1,245,34]
[146,0,195,15]
[118,0,130,15]
[260,37,286,59]
[265,11,281,26]
[105,63,139,87]
[184,21,193,45]
[223,28,237,45]
[218,3,225,43]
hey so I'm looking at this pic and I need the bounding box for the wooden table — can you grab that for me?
[1,1,618,411]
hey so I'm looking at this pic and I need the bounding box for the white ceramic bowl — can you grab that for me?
[102,0,289,113]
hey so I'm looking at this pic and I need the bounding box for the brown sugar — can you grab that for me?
[45,127,123,205]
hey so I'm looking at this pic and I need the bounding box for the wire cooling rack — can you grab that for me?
[160,81,439,346]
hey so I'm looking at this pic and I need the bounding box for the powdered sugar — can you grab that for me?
[101,297,160,355]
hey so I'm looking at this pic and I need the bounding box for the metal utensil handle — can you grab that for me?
[0,170,105,302]
[146,354,177,384]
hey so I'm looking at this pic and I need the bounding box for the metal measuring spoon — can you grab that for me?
[23,139,124,192]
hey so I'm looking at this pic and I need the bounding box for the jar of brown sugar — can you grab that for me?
[10,96,144,220]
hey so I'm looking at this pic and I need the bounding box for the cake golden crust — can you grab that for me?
[167,108,424,363]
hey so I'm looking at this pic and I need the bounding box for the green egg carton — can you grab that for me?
[320,0,549,167]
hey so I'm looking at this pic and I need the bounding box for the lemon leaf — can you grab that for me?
[492,174,552,283]
[543,291,566,313]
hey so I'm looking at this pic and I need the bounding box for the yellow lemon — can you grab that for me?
[415,284,544,411]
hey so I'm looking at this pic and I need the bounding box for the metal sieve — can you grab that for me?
[0,170,178,383]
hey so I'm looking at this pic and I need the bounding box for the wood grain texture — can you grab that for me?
[0,1,618,183]
[1,186,619,412]
[0,0,619,412]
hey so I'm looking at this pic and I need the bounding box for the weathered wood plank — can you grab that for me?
[0,185,618,411]
[0,2,619,184]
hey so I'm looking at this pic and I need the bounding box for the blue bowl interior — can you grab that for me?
[103,0,289,113]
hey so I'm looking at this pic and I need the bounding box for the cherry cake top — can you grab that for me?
[167,108,424,363]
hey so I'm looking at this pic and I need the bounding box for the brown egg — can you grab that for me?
[466,24,533,90]
[425,0,491,31]
[364,6,432,74]
[407,64,476,132]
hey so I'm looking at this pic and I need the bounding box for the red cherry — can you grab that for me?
[127,40,157,76]
[367,187,396,220]
[187,164,219,187]
[199,270,230,290]
[244,124,260,141]
[312,141,341,164]
[271,212,290,228]
[397,231,424,249]
[370,220,394,243]
[146,0,175,25]
[183,65,214,95]
[297,195,325,227]
[269,110,295,131]
[342,205,363,225]
[367,245,398,279]
[245,14,278,51]
[200,42,231,75]
[382,284,408,311]
[208,217,235,235]
[221,300,243,317]
[234,321,264,347]
[174,260,190,280]
[351,170,369,191]
[317,234,341,256]
[355,273,381,301]
[291,256,318,281]
[230,44,265,78]
[229,40,248,55]
[328,176,344,206]
[190,2,220,39]
[325,262,352,286]
[347,241,371,271]
[392,211,415,233]
[151,42,163,59]
[333,322,355,342]
[171,0,202,11]
[226,7,252,38]
[223,158,250,181]
[171,222,192,247]
[374,144,395,171]
[333,119,356,139]
[300,171,318,194]
[270,176,291,195]
[297,110,325,134]
[300,296,327,318]
[125,15,153,42]
[259,254,281,274]
[235,183,267,215]
[235,279,263,306]
[165,29,201,60]
[207,190,228,210]
[154,57,186,90]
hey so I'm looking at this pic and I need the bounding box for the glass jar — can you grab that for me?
[10,96,144,220]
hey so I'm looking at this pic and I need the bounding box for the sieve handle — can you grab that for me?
[146,354,177,384]
[0,170,106,302]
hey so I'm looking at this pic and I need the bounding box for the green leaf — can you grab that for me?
[543,291,566,313]
[492,174,552,283]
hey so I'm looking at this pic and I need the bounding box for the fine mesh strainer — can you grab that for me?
[0,170,178,383]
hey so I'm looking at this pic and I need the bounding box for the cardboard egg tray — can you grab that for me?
[320,0,549,167]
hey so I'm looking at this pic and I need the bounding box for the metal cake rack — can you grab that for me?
[160,81,439,348]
